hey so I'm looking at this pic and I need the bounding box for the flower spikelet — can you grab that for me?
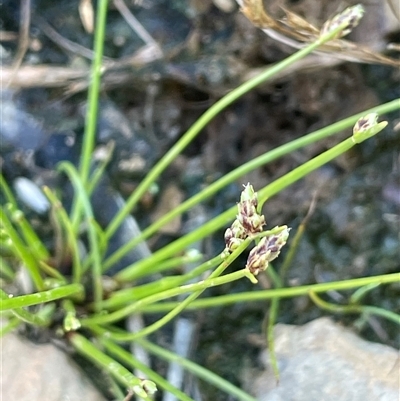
[245,226,290,275]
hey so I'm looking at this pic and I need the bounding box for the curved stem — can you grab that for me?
[0,283,84,311]
[69,332,154,399]
[136,272,400,312]
[104,99,400,271]
[104,22,356,241]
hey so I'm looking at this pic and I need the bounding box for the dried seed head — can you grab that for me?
[237,183,265,235]
[246,226,290,275]
[223,219,247,254]
[237,210,265,235]
[321,4,364,39]
[227,219,247,240]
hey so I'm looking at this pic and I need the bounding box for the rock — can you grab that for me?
[1,332,106,401]
[252,317,399,401]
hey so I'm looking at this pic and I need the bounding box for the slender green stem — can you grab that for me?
[39,260,67,282]
[104,22,356,241]
[265,211,311,380]
[101,338,194,401]
[280,215,309,281]
[0,257,15,281]
[83,269,250,328]
[115,272,249,341]
[265,264,282,289]
[264,265,282,381]
[44,187,83,284]
[98,276,189,310]
[79,0,109,186]
[6,204,49,261]
[0,317,21,336]
[0,283,84,311]
[62,299,81,332]
[136,272,400,312]
[0,173,18,207]
[266,297,280,380]
[349,283,381,304]
[110,251,202,279]
[69,332,155,400]
[309,291,400,325]
[101,99,400,271]
[258,137,358,207]
[102,256,221,310]
[136,338,258,401]
[82,239,254,327]
[11,304,55,327]
[0,208,44,290]
[58,162,103,310]
[87,141,115,195]
[0,289,55,326]
[114,133,366,283]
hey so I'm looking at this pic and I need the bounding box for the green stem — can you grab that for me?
[349,283,381,304]
[82,239,254,327]
[102,99,400,271]
[101,338,194,401]
[0,208,44,290]
[136,338,258,401]
[264,265,282,381]
[0,283,84,311]
[43,186,83,283]
[258,136,359,207]
[104,22,356,241]
[58,162,103,310]
[0,173,18,207]
[136,272,400,312]
[280,215,308,281]
[0,257,15,281]
[83,269,250,328]
[114,134,364,283]
[103,256,221,310]
[0,289,55,326]
[6,204,50,261]
[69,332,155,400]
[0,317,21,336]
[79,0,109,186]
[308,291,400,324]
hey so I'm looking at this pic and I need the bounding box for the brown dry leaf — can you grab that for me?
[280,8,320,37]
[238,0,400,67]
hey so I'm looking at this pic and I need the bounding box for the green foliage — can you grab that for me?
[1,3,399,400]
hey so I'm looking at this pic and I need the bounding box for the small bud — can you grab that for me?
[237,184,265,235]
[223,219,247,254]
[352,113,388,144]
[321,4,364,39]
[227,219,247,241]
[237,210,265,235]
[240,183,258,205]
[353,113,379,134]
[64,312,81,332]
[246,226,290,275]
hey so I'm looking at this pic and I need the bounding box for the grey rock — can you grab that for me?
[1,332,106,401]
[13,177,50,214]
[252,317,399,401]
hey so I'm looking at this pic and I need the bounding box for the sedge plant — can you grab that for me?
[1,3,400,400]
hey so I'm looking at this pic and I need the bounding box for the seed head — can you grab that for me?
[246,226,290,275]
[352,113,388,144]
[321,4,364,39]
[237,183,265,235]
